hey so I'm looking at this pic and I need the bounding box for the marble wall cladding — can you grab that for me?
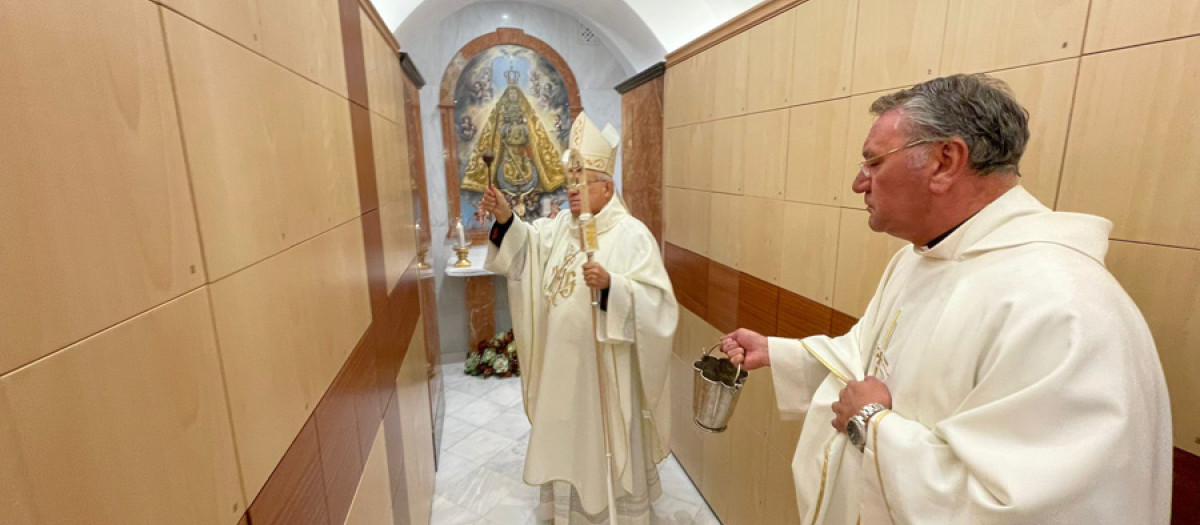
[397,1,633,361]
[621,75,665,245]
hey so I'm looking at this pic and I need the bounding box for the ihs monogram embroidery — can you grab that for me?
[544,247,581,307]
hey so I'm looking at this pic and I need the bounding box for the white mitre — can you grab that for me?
[568,112,620,176]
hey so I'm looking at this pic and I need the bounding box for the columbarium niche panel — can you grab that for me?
[455,45,570,230]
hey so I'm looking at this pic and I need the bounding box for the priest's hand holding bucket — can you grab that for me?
[720,328,770,370]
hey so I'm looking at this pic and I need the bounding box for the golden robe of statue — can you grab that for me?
[461,83,565,194]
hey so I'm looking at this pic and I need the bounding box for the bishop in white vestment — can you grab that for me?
[722,74,1172,524]
[481,113,678,524]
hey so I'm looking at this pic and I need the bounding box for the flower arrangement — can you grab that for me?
[465,329,519,378]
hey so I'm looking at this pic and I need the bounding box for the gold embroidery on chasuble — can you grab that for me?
[544,247,581,307]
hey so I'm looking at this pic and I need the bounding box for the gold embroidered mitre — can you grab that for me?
[568,113,620,175]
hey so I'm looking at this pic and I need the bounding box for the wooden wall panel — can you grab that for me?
[210,219,372,499]
[361,9,406,123]
[664,68,683,128]
[852,0,948,94]
[257,0,349,96]
[160,0,260,49]
[686,123,715,191]
[664,188,711,255]
[832,209,908,316]
[712,33,750,119]
[372,112,416,292]
[710,116,746,194]
[779,202,841,306]
[741,109,789,199]
[941,0,1088,74]
[396,322,436,524]
[785,98,850,206]
[1084,0,1200,53]
[988,59,1078,207]
[789,0,857,105]
[738,196,785,283]
[1059,37,1200,249]
[0,290,243,525]
[708,193,742,268]
[1108,241,1200,456]
[746,9,795,112]
[664,126,687,188]
[343,425,396,525]
[166,11,359,279]
[0,0,204,374]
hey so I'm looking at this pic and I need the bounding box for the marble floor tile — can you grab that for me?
[651,494,703,525]
[485,407,532,441]
[444,388,476,411]
[487,380,525,407]
[453,397,508,427]
[451,375,506,398]
[486,439,530,483]
[440,415,481,450]
[447,427,515,465]
[431,494,483,525]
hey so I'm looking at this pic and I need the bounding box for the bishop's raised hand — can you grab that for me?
[480,184,512,224]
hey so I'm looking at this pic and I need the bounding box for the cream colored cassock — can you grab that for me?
[770,186,1172,524]
[485,196,678,523]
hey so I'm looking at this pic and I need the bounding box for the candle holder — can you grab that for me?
[453,244,472,268]
[417,247,431,269]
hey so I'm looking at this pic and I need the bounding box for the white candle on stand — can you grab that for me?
[456,219,466,247]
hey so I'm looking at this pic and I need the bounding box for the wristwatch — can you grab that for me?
[847,403,887,452]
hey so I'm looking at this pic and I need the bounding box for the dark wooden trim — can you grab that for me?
[400,52,425,88]
[615,62,666,94]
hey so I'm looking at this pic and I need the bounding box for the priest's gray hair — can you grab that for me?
[870,74,1030,176]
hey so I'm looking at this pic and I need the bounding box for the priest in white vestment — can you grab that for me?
[721,74,1172,524]
[481,113,678,524]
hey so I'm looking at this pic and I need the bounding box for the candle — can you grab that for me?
[456,219,466,247]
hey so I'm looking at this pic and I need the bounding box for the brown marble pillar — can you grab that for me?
[616,62,666,245]
[465,275,496,349]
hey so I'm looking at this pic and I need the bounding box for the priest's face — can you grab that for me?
[567,169,613,217]
[852,110,936,243]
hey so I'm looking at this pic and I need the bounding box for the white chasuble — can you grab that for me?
[485,196,678,522]
[770,186,1172,525]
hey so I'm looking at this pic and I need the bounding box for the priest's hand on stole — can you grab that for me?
[582,262,610,290]
[831,377,892,432]
[720,328,770,370]
[480,185,513,224]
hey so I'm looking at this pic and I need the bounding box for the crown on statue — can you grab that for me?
[568,112,620,176]
[504,65,521,85]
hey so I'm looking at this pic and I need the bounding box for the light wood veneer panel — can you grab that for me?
[742,109,789,199]
[713,32,750,119]
[372,113,416,292]
[257,0,348,96]
[747,9,795,112]
[790,0,857,105]
[852,0,948,94]
[166,12,359,279]
[1059,37,1200,249]
[779,202,841,306]
[664,126,687,188]
[710,116,746,194]
[989,59,1078,207]
[343,424,395,525]
[362,9,406,124]
[0,290,243,524]
[686,123,715,191]
[738,197,785,283]
[1085,0,1200,53]
[664,188,711,256]
[1108,241,1200,456]
[785,98,851,205]
[832,209,910,316]
[708,193,742,268]
[396,322,435,525]
[0,0,204,374]
[941,0,1088,74]
[209,219,371,499]
[161,0,261,50]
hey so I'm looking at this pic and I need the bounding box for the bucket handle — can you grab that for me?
[701,342,743,387]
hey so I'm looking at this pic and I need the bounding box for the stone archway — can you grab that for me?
[437,28,583,234]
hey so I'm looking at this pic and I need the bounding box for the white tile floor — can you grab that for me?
[432,363,721,524]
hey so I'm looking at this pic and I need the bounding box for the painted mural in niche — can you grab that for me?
[456,45,571,229]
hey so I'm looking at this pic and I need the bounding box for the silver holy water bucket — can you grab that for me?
[692,343,748,433]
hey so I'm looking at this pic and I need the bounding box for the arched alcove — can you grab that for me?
[437,28,583,234]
